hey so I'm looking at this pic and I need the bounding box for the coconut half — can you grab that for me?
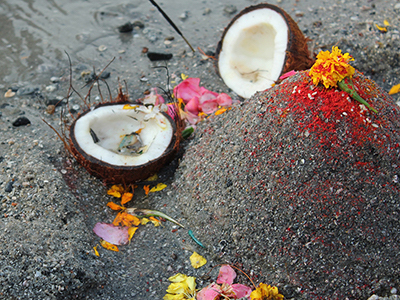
[69,102,179,184]
[216,3,314,98]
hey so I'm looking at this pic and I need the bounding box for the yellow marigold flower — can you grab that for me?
[309,46,355,88]
[250,283,284,300]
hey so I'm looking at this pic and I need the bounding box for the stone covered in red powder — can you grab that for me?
[174,71,400,299]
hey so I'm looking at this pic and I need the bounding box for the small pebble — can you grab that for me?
[46,105,56,115]
[132,20,144,29]
[118,22,133,33]
[224,5,237,15]
[4,89,15,98]
[45,84,57,92]
[12,116,31,127]
[203,8,211,15]
[98,45,107,52]
[50,76,60,83]
[5,181,14,193]
[179,12,188,20]
[17,87,37,96]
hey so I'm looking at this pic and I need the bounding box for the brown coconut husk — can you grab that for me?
[68,101,181,184]
[215,3,314,83]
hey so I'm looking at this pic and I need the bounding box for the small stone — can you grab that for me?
[45,84,57,92]
[98,45,107,52]
[395,3,400,10]
[100,71,110,79]
[12,116,31,127]
[203,8,211,15]
[224,5,237,15]
[16,87,37,96]
[179,12,188,20]
[132,20,144,29]
[4,89,15,98]
[5,181,13,193]
[50,76,60,83]
[46,105,56,115]
[118,22,134,33]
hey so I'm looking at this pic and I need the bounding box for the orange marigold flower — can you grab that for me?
[113,211,141,227]
[309,46,355,88]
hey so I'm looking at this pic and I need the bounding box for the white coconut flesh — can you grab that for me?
[73,104,173,166]
[218,8,289,98]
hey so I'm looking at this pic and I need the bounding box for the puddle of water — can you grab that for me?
[0,0,258,88]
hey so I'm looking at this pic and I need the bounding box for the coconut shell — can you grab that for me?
[215,3,314,81]
[69,102,180,184]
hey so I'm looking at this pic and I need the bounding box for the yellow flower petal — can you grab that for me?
[146,173,159,181]
[141,217,150,225]
[375,23,387,32]
[93,245,100,257]
[189,252,207,269]
[128,227,138,242]
[384,19,390,26]
[181,73,189,80]
[100,240,119,252]
[168,273,188,283]
[107,184,124,198]
[121,192,133,205]
[123,104,139,110]
[163,293,185,300]
[389,84,400,95]
[250,283,284,300]
[150,183,167,193]
[166,282,188,294]
[149,216,161,227]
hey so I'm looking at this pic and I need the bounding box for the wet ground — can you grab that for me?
[0,0,399,299]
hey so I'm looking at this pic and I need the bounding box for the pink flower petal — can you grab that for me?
[232,283,252,299]
[216,93,232,106]
[93,223,129,245]
[279,70,297,80]
[173,78,201,103]
[200,100,218,114]
[185,96,200,115]
[197,283,221,300]
[216,265,236,285]
[198,90,218,105]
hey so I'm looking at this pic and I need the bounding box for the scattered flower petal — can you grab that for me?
[113,211,141,227]
[93,223,129,245]
[93,244,100,257]
[190,252,207,269]
[107,201,124,211]
[384,19,390,26]
[389,83,400,95]
[214,107,227,116]
[164,273,197,300]
[121,192,133,205]
[144,185,150,195]
[100,239,119,252]
[146,173,159,181]
[375,23,387,33]
[149,216,161,227]
[141,217,150,225]
[217,264,236,285]
[123,104,139,110]
[107,184,124,198]
[250,283,284,300]
[197,283,221,300]
[279,70,297,80]
[128,226,138,242]
[150,183,167,193]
